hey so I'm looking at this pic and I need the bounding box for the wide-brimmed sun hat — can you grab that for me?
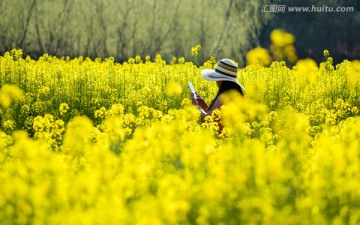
[201,58,245,91]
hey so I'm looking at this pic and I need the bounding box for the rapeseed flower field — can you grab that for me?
[1,47,360,225]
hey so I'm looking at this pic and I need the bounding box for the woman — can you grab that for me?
[191,58,245,121]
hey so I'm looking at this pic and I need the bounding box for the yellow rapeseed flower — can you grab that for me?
[59,103,69,115]
[351,60,360,72]
[246,47,272,66]
[191,44,201,56]
[1,48,360,224]
[166,82,182,96]
[0,84,24,108]
[270,29,295,47]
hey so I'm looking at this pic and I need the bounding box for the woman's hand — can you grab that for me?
[191,93,208,111]
[190,93,197,105]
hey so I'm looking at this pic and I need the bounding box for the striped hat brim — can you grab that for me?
[201,69,245,91]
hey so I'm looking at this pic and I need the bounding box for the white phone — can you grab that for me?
[188,82,207,115]
[188,82,196,94]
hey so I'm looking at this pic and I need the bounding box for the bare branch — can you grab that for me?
[211,0,235,55]
[19,0,37,48]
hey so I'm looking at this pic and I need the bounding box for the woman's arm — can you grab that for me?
[191,93,223,120]
[199,94,223,120]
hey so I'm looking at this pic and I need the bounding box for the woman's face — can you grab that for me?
[216,81,222,88]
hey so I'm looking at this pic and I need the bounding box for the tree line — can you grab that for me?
[0,0,270,65]
[0,0,359,65]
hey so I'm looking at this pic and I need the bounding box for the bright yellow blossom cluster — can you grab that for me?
[270,29,298,63]
[0,48,360,224]
[191,44,201,56]
[0,84,24,108]
[246,47,272,66]
[247,29,297,66]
